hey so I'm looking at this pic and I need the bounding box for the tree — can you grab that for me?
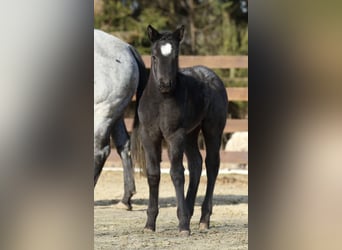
[94,0,248,55]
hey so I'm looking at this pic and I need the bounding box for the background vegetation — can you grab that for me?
[95,0,247,55]
[94,0,248,119]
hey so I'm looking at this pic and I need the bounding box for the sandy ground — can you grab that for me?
[94,164,248,249]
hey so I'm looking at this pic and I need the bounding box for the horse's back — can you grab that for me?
[180,65,228,105]
[94,29,132,60]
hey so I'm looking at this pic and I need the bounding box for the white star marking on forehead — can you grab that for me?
[160,43,172,56]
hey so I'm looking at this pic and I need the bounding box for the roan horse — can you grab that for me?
[94,29,146,210]
[131,25,228,235]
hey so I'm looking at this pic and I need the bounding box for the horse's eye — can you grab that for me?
[152,56,157,65]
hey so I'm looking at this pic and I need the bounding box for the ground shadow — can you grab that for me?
[94,199,121,206]
[94,194,248,207]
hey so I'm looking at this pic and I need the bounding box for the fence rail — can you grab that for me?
[142,55,248,69]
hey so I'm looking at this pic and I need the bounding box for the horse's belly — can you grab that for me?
[185,119,203,134]
[184,101,207,133]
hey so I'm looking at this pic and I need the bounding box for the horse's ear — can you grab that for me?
[173,25,185,43]
[147,25,161,43]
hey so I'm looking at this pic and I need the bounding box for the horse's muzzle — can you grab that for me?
[159,81,173,93]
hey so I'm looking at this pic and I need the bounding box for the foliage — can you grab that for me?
[94,0,248,56]
[94,0,248,119]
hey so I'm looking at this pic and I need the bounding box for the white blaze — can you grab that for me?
[160,43,172,56]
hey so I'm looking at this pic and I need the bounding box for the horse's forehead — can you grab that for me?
[160,43,172,56]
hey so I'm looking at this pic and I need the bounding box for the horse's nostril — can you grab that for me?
[160,80,171,88]
[159,80,173,93]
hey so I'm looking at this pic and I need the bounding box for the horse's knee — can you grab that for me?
[188,155,202,174]
[147,174,160,187]
[170,166,185,185]
[205,153,220,169]
[117,139,131,160]
[112,118,130,154]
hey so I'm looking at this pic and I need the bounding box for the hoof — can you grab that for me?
[115,201,132,211]
[179,230,190,237]
[199,222,209,231]
[143,228,155,233]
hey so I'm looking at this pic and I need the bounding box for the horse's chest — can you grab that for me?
[160,110,182,132]
[139,98,184,136]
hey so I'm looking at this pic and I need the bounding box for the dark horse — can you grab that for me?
[131,25,228,235]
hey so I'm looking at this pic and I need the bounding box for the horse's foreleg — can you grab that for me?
[167,130,190,236]
[140,129,161,232]
[112,118,136,210]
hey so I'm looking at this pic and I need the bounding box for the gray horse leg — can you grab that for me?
[111,118,136,210]
[94,135,111,186]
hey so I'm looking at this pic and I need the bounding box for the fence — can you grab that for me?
[108,55,248,165]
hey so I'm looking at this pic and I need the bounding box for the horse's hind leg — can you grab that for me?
[185,127,202,218]
[111,118,136,210]
[94,132,111,186]
[200,123,224,230]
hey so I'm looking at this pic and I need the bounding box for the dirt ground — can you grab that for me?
[94,164,248,250]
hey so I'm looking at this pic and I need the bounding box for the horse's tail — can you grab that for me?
[129,46,147,176]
